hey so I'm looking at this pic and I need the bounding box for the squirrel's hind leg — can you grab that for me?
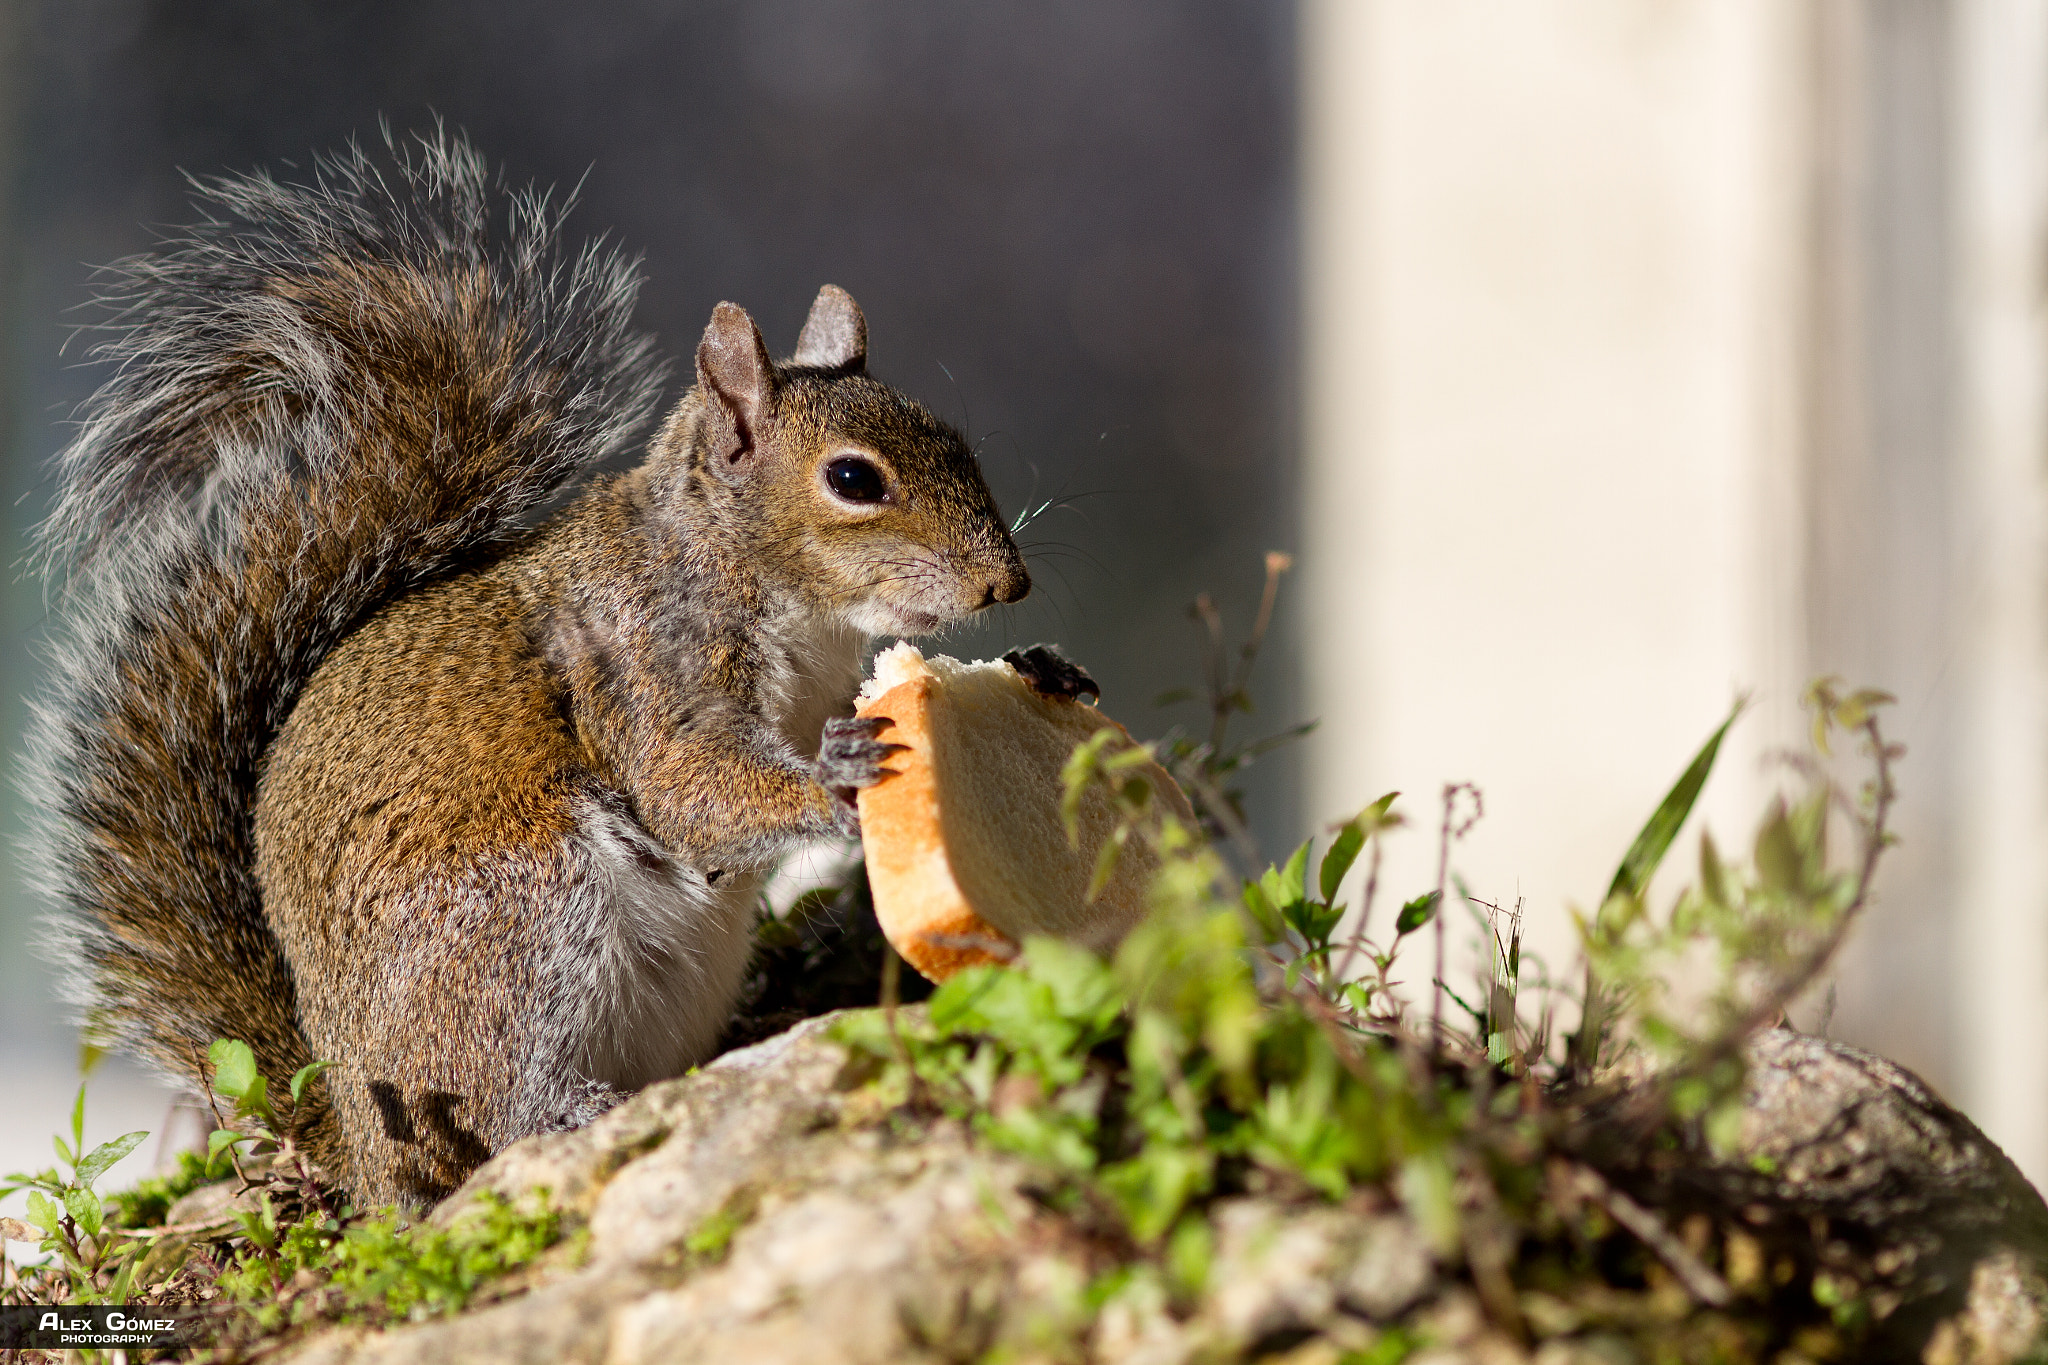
[265,802,733,1209]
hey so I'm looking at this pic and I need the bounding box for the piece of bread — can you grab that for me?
[853,643,1196,981]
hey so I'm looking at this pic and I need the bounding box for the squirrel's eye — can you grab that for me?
[825,456,887,504]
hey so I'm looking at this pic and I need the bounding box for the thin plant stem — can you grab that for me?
[1429,782,1482,1056]
[880,942,921,1107]
[1199,551,1292,759]
[1232,551,1293,700]
[1332,828,1386,989]
[1570,1162,1732,1307]
[1194,593,1228,754]
[1432,793,1451,1052]
[1670,712,1897,1085]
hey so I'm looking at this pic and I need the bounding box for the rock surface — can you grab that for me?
[265,1015,2048,1365]
[1599,1029,2048,1359]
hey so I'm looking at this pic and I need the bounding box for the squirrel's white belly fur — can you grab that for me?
[764,611,869,761]
[569,799,763,1090]
[572,612,868,1091]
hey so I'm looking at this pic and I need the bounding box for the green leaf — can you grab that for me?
[291,1060,336,1106]
[52,1134,74,1167]
[1305,901,1345,944]
[1360,790,1402,832]
[232,1194,277,1251]
[1395,891,1440,936]
[1240,881,1285,944]
[1805,677,1843,755]
[209,1129,244,1161]
[1705,1097,1745,1156]
[1699,830,1730,908]
[1257,865,1289,915]
[1789,789,1829,870]
[1397,1153,1460,1257]
[1104,744,1157,773]
[1060,729,1128,842]
[1278,839,1309,904]
[1606,701,1743,902]
[1834,687,1895,731]
[1021,937,1123,1033]
[1086,826,1129,902]
[1754,799,1802,894]
[1350,1326,1423,1365]
[25,1189,63,1237]
[1238,720,1318,763]
[107,1244,140,1304]
[70,1084,87,1160]
[1166,1215,1213,1298]
[1283,899,1345,948]
[63,1186,103,1239]
[74,1130,148,1189]
[927,965,1005,1033]
[1593,889,1643,940]
[1099,1144,1215,1244]
[1319,819,1367,902]
[1440,979,1487,1030]
[209,1039,260,1102]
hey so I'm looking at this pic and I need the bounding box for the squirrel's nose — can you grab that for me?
[987,566,1030,606]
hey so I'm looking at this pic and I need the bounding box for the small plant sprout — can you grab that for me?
[0,1085,151,1307]
[201,1040,331,1169]
[1568,699,1744,1079]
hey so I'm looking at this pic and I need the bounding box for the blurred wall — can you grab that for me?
[1951,0,2048,1194]
[1303,0,2048,1186]
[1303,3,1810,1059]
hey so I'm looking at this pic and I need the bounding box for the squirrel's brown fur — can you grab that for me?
[27,132,1027,1206]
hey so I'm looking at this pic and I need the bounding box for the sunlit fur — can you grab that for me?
[26,129,1027,1207]
[649,369,1029,637]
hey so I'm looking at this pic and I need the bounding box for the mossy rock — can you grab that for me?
[240,1011,2048,1365]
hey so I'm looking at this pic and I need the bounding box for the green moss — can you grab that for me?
[1341,1326,1422,1364]
[682,1187,759,1264]
[217,1191,564,1328]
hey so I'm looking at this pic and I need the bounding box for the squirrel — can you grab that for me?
[24,132,1031,1208]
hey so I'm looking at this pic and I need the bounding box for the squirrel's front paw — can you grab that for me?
[816,716,903,837]
[1002,643,1100,703]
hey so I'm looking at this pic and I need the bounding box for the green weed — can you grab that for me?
[214,1192,563,1331]
[0,1085,160,1309]
[834,563,1904,1360]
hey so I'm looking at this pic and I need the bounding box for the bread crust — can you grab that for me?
[854,653,1196,981]
[856,674,1018,979]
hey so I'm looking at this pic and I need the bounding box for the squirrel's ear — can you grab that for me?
[696,302,777,468]
[792,285,867,373]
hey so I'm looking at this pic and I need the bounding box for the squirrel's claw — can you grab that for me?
[1002,644,1100,703]
[816,715,903,837]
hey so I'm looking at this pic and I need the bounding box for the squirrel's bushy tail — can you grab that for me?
[23,131,666,1111]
